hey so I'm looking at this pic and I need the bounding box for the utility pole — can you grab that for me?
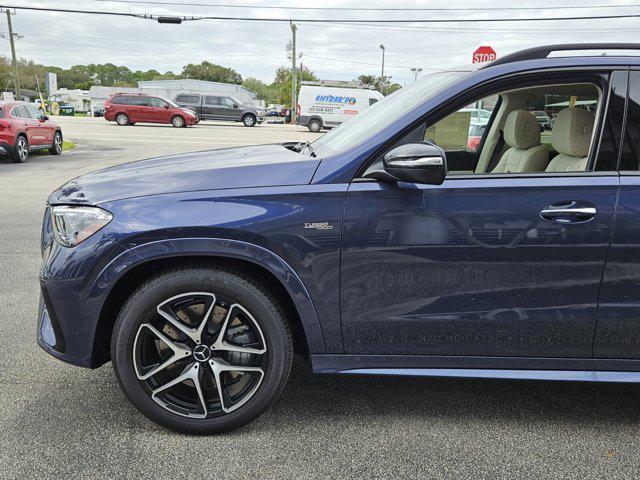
[290,21,297,124]
[5,9,19,99]
[379,44,385,95]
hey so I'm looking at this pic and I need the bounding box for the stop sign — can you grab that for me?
[472,46,497,64]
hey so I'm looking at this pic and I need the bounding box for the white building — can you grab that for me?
[138,79,261,106]
[49,88,91,112]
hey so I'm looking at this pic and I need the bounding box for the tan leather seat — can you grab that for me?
[491,110,548,173]
[545,107,595,172]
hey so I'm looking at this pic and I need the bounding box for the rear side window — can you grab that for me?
[11,105,28,118]
[110,96,129,105]
[205,96,221,105]
[130,97,151,106]
[177,94,199,103]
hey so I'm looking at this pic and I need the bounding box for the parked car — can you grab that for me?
[39,44,640,434]
[296,85,384,132]
[174,93,265,127]
[92,106,105,117]
[103,93,197,127]
[0,101,62,163]
[467,121,487,151]
[532,110,552,130]
[460,107,493,122]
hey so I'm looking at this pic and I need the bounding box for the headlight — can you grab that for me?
[50,205,113,247]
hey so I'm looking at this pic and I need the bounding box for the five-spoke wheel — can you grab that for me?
[111,267,292,433]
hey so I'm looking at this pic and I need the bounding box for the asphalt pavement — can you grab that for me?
[1,117,640,479]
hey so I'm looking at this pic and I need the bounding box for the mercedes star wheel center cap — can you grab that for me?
[193,344,211,362]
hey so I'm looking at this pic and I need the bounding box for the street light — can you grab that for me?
[410,67,422,81]
[379,44,385,95]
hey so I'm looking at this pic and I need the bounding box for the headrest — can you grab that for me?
[551,107,595,157]
[504,110,540,150]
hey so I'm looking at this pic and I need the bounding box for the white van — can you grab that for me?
[297,86,384,132]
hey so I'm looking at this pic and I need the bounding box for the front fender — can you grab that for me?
[93,237,326,354]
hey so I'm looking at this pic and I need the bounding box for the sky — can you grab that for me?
[3,0,640,85]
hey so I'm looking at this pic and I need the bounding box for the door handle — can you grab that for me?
[540,201,596,223]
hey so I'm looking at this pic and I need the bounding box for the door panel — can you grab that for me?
[219,97,239,120]
[595,70,640,358]
[203,96,220,119]
[13,106,40,145]
[341,175,618,357]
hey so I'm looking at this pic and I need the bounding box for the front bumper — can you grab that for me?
[37,209,126,368]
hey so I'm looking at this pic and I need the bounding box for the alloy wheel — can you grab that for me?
[17,137,28,161]
[53,133,62,154]
[172,116,184,127]
[132,292,267,419]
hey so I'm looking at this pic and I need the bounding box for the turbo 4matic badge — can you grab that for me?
[304,222,334,230]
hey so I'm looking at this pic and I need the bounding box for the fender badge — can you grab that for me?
[304,222,334,230]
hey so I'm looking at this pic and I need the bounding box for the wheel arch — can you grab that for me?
[91,239,325,367]
[15,130,27,144]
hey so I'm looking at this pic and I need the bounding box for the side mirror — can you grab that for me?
[383,142,447,185]
[38,115,49,122]
[233,104,238,109]
[164,105,169,109]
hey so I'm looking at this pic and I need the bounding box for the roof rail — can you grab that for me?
[484,43,640,68]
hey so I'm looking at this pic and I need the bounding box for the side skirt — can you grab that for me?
[311,354,640,383]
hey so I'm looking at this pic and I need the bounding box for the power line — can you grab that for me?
[301,21,640,34]
[3,5,640,23]
[82,0,640,12]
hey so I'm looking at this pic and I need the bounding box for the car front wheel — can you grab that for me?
[49,131,63,155]
[111,266,293,434]
[242,114,256,127]
[171,115,185,128]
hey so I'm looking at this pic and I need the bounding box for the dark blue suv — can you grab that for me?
[39,45,640,433]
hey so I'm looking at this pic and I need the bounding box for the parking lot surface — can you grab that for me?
[2,117,640,479]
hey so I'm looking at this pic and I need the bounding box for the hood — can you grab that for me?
[49,144,319,205]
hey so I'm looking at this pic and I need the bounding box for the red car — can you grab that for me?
[104,93,198,127]
[0,101,62,163]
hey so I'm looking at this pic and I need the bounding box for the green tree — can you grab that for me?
[355,74,401,95]
[387,83,402,94]
[242,77,276,103]
[272,65,318,105]
[357,74,376,86]
[181,61,242,84]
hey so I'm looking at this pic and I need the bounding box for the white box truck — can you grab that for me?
[297,86,384,132]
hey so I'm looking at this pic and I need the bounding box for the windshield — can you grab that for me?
[165,98,179,108]
[311,70,470,157]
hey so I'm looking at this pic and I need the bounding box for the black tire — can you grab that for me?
[242,114,256,127]
[308,119,321,133]
[171,115,185,128]
[49,131,63,155]
[11,135,28,163]
[111,266,293,434]
[115,113,130,126]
